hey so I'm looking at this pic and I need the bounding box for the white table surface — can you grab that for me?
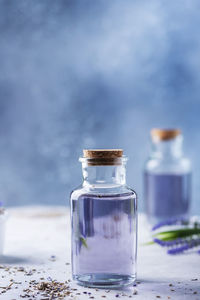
[0,206,199,300]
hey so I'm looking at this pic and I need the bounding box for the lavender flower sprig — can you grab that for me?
[153,238,184,247]
[167,239,200,254]
[150,218,200,255]
[152,218,189,231]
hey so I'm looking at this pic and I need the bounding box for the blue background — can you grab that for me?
[0,0,199,212]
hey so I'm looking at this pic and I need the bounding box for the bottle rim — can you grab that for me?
[79,156,128,166]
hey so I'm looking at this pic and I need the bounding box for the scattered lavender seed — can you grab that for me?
[133,290,138,295]
[18,267,25,272]
[49,256,56,262]
[133,283,137,287]
[26,271,33,276]
[47,277,52,281]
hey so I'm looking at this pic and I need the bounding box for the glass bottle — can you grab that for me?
[70,149,137,288]
[144,129,191,224]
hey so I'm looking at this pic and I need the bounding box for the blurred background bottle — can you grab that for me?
[144,129,191,224]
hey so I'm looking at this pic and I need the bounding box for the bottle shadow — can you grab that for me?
[129,278,200,297]
[110,278,200,298]
[0,255,30,264]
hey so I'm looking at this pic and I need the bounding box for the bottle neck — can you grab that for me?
[82,164,126,187]
[151,135,183,160]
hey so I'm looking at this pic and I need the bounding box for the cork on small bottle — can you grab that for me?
[83,149,123,166]
[151,129,181,141]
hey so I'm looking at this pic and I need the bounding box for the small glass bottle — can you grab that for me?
[144,129,191,224]
[70,149,137,288]
[0,204,6,255]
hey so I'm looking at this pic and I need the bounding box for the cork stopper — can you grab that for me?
[82,149,124,166]
[151,129,181,141]
[83,149,123,159]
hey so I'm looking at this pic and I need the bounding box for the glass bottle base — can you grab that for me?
[73,273,136,288]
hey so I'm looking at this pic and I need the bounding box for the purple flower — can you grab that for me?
[153,238,166,246]
[154,238,184,247]
[0,201,3,207]
[168,244,190,254]
[167,239,200,255]
[152,218,188,231]
[150,218,200,256]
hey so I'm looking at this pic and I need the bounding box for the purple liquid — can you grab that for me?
[144,173,191,222]
[71,192,137,287]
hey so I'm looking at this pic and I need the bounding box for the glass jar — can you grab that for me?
[70,149,137,288]
[0,206,7,255]
[144,129,191,224]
